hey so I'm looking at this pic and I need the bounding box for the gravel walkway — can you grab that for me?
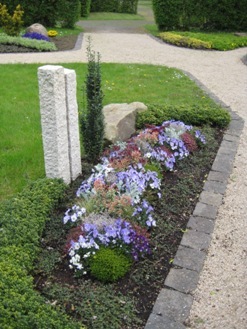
[1,32,246,328]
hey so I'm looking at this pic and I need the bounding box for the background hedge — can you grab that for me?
[152,0,247,31]
[90,0,138,14]
[0,0,81,27]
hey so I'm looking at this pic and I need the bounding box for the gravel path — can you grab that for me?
[1,32,246,328]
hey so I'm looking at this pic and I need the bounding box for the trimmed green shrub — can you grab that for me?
[159,32,212,49]
[152,0,181,30]
[58,0,81,28]
[0,178,84,328]
[120,0,138,14]
[90,0,138,14]
[0,3,24,36]
[152,0,247,31]
[81,39,105,163]
[0,0,81,28]
[136,103,231,129]
[0,34,57,51]
[81,0,91,17]
[202,0,247,31]
[91,0,119,12]
[89,247,132,282]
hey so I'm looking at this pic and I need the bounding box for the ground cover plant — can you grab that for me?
[158,31,247,51]
[0,25,83,52]
[0,63,220,201]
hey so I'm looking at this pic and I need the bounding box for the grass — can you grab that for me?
[0,63,219,202]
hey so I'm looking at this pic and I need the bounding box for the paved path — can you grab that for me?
[1,28,247,329]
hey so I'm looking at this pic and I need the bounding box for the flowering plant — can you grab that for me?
[66,217,151,274]
[22,32,50,42]
[63,120,206,278]
[48,29,58,37]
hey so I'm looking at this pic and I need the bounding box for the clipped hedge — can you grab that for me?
[81,0,91,17]
[159,32,212,50]
[152,0,181,30]
[152,0,247,31]
[90,0,138,14]
[0,178,83,329]
[0,0,81,27]
[136,103,231,129]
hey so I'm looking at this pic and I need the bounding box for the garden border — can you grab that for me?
[144,73,244,329]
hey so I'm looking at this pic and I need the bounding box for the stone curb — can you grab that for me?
[144,74,244,328]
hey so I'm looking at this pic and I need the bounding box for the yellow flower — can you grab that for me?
[48,30,58,37]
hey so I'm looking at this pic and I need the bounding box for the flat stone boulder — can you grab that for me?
[26,23,48,37]
[103,102,147,143]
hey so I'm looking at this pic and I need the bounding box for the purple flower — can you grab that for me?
[22,32,50,42]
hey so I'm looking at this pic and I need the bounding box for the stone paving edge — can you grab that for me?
[144,73,244,328]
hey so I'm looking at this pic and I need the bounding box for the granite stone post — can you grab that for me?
[38,65,81,184]
[64,68,82,180]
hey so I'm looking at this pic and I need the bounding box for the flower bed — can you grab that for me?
[35,120,223,329]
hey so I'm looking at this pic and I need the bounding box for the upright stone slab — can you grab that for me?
[64,69,82,180]
[38,65,71,184]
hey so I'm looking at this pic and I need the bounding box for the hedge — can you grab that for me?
[0,0,81,28]
[90,0,138,14]
[0,178,84,329]
[152,0,247,31]
[136,103,231,129]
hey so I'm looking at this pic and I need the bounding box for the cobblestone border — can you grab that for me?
[144,72,245,329]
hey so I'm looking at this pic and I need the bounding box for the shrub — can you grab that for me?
[81,39,105,163]
[0,179,83,328]
[57,0,81,28]
[152,0,181,30]
[90,0,119,12]
[90,0,138,14]
[136,104,231,129]
[0,34,57,51]
[81,0,91,17]
[120,0,138,14]
[1,0,81,28]
[89,247,132,282]
[0,3,24,36]
[159,32,212,49]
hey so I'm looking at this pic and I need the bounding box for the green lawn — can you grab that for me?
[0,63,220,201]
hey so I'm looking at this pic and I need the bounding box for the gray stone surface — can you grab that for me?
[173,245,206,272]
[187,216,215,234]
[193,202,217,219]
[103,102,147,143]
[207,170,229,183]
[199,190,223,207]
[26,23,48,37]
[203,180,227,194]
[38,65,71,184]
[218,140,238,155]
[212,152,235,173]
[152,289,193,323]
[64,68,82,180]
[223,133,240,143]
[165,268,199,294]
[180,229,211,251]
[145,313,186,329]
[226,119,244,136]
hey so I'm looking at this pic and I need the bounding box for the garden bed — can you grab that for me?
[0,34,78,53]
[33,124,224,329]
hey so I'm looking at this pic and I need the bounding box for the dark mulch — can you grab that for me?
[0,35,79,53]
